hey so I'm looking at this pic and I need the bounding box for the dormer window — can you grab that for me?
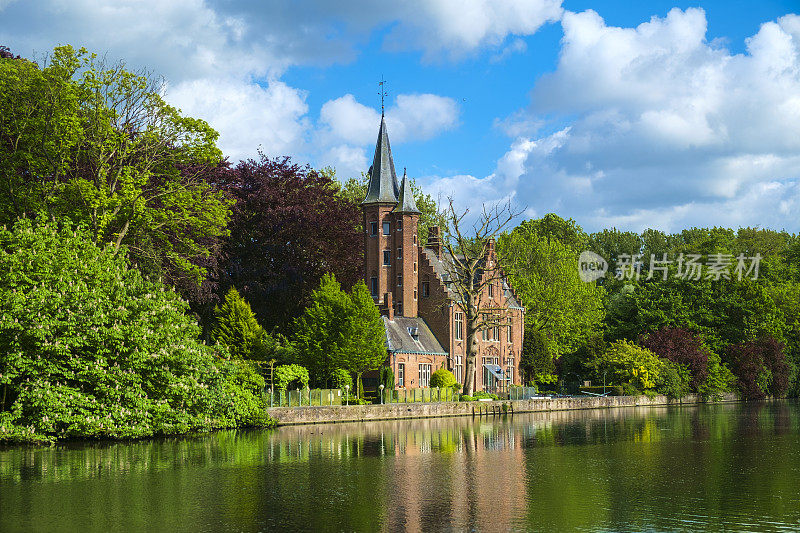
[383,221,391,235]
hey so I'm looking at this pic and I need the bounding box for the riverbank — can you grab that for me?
[265,392,740,425]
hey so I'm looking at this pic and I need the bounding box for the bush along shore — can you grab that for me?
[0,220,275,445]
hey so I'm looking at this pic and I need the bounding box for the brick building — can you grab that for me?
[361,115,525,392]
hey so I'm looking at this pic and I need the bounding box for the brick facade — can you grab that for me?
[361,116,524,393]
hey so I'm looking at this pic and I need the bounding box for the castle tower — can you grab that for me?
[361,116,420,318]
[362,115,400,310]
[393,169,420,317]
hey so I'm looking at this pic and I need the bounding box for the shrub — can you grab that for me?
[380,366,394,389]
[273,364,310,391]
[430,368,457,389]
[459,395,475,402]
[589,340,663,392]
[0,218,271,443]
[698,350,736,399]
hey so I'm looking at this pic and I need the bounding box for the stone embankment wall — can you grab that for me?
[266,393,739,426]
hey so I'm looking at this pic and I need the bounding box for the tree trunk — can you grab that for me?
[464,329,478,396]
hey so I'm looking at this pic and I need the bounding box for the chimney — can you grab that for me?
[384,292,394,320]
[427,226,442,258]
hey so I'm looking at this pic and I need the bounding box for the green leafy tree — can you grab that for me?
[0,218,269,443]
[499,220,605,363]
[294,275,386,394]
[0,45,230,286]
[212,288,269,361]
[294,274,353,386]
[345,281,388,398]
[273,364,310,391]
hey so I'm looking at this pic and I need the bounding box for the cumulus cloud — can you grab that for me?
[318,93,460,176]
[438,8,800,232]
[168,78,310,163]
[0,0,558,166]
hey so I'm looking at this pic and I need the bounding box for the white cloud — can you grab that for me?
[453,8,800,232]
[318,92,460,176]
[168,78,310,163]
[0,0,557,166]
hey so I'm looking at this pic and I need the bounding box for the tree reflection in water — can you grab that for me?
[1,401,799,532]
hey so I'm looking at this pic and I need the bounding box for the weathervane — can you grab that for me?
[379,76,387,116]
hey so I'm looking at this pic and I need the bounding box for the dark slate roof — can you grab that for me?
[422,247,523,309]
[384,316,447,355]
[393,169,420,214]
[362,115,400,205]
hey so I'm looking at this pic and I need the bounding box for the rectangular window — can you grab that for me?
[370,277,378,297]
[397,220,403,231]
[482,327,488,341]
[383,221,391,235]
[413,288,418,300]
[492,326,499,342]
[488,283,494,298]
[383,250,391,266]
[507,357,515,385]
[397,302,403,316]
[507,323,512,343]
[419,364,431,387]
[370,222,378,236]
[454,312,463,341]
[398,363,405,388]
[454,356,463,385]
[397,274,403,287]
[413,235,417,245]
[422,281,430,298]
[397,247,402,259]
[413,262,417,273]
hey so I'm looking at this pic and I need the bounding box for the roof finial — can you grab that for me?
[379,76,387,117]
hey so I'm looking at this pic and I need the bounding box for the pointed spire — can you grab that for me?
[362,115,400,205]
[394,168,420,214]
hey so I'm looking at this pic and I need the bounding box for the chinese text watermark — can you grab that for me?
[579,252,761,282]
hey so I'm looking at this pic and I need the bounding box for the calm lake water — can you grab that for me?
[1,401,799,532]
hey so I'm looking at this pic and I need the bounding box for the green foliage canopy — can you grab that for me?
[0,45,231,286]
[0,218,269,443]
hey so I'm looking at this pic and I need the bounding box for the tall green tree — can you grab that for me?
[346,281,388,397]
[293,274,352,386]
[0,45,230,286]
[499,219,605,374]
[212,288,269,361]
[294,275,386,394]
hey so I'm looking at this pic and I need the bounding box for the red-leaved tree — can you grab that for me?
[727,336,790,400]
[640,327,709,390]
[219,156,361,333]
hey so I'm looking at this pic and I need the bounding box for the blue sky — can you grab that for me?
[1,0,799,233]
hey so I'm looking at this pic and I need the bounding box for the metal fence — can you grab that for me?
[266,388,347,407]
[267,387,462,407]
[381,387,459,404]
[509,386,541,400]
